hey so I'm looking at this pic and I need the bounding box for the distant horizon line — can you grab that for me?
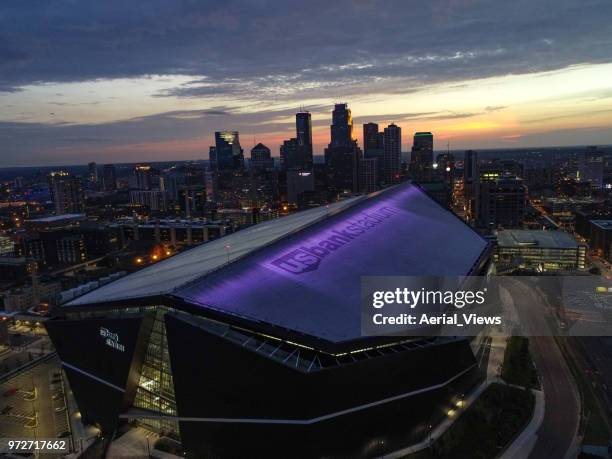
[1,143,610,170]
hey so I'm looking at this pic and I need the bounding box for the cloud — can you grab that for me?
[0,0,611,98]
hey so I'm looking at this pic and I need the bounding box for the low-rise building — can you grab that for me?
[495,229,586,272]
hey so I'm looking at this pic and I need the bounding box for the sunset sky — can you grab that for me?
[1,0,612,166]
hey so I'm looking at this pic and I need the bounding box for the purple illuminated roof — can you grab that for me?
[175,183,488,343]
[67,183,488,344]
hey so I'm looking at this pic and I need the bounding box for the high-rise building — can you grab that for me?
[325,104,361,194]
[578,146,604,189]
[363,123,380,153]
[286,170,315,205]
[359,157,378,193]
[296,111,313,170]
[436,152,455,187]
[280,138,298,171]
[463,150,479,221]
[160,172,184,202]
[213,131,244,171]
[382,123,401,185]
[102,164,117,192]
[281,112,314,171]
[129,190,168,212]
[477,175,526,229]
[48,171,85,214]
[179,186,207,218]
[134,165,152,190]
[411,132,433,182]
[250,143,274,171]
[363,123,384,187]
[330,103,353,147]
[87,162,98,186]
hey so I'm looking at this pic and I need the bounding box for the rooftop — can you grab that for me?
[26,214,86,223]
[497,229,580,249]
[591,220,612,230]
[65,183,489,345]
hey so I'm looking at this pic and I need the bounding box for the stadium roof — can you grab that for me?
[497,229,580,249]
[66,183,489,345]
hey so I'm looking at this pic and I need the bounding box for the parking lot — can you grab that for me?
[0,355,73,456]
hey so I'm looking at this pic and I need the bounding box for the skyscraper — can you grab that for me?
[280,138,298,171]
[436,152,455,187]
[477,175,526,229]
[281,112,314,172]
[463,150,479,222]
[213,131,244,171]
[250,143,274,171]
[48,171,85,214]
[578,146,604,189]
[325,104,361,193]
[87,162,98,187]
[330,103,353,147]
[134,165,152,190]
[363,123,380,154]
[102,164,117,191]
[359,157,378,193]
[295,111,314,170]
[382,123,401,185]
[411,132,434,183]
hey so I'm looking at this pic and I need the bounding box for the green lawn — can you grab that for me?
[501,336,539,389]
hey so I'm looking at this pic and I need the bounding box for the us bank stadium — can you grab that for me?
[45,182,491,458]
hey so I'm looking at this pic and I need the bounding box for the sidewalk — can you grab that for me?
[381,301,550,459]
[501,389,545,459]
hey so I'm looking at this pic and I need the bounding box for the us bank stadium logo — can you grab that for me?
[100,327,125,352]
[268,206,399,275]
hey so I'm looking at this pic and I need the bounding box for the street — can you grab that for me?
[507,279,581,459]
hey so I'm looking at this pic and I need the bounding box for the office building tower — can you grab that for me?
[359,157,378,193]
[134,165,152,190]
[281,112,314,171]
[214,131,244,171]
[88,162,98,185]
[296,111,313,170]
[463,150,479,221]
[477,175,526,229]
[382,123,401,185]
[102,164,117,192]
[286,170,315,205]
[250,143,275,171]
[363,123,380,154]
[578,146,604,189]
[411,132,434,182]
[160,172,184,202]
[325,104,361,194]
[330,103,353,147]
[129,190,168,212]
[179,186,207,218]
[436,152,455,186]
[48,171,85,214]
[208,146,218,171]
[280,138,298,171]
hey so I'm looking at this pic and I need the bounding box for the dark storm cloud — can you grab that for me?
[0,0,611,95]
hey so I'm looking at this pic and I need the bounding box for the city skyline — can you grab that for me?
[2,0,612,167]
